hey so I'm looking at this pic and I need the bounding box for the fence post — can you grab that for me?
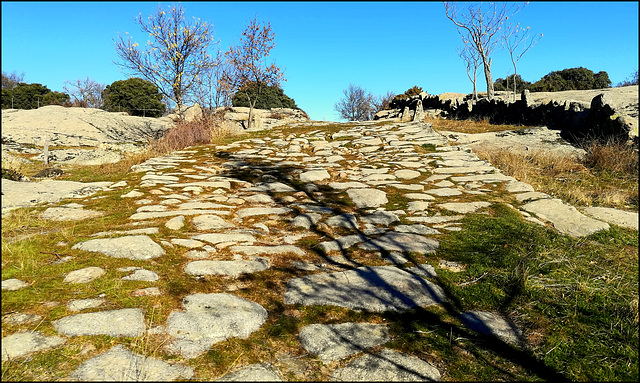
[43,135,49,165]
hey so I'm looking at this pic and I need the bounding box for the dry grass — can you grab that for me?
[473,139,639,211]
[151,114,231,153]
[425,115,525,134]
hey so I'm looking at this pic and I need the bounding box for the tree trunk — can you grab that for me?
[513,70,518,102]
[247,100,254,130]
[482,57,494,100]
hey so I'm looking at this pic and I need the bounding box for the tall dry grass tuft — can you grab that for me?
[473,140,638,210]
[425,115,523,134]
[150,114,230,154]
[581,139,639,178]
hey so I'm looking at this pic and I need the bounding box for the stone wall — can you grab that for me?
[375,90,636,145]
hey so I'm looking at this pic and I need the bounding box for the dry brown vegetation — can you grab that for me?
[427,115,639,211]
[425,115,526,134]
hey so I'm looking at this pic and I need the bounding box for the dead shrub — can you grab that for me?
[151,114,230,153]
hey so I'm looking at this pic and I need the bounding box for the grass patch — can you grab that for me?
[430,204,638,381]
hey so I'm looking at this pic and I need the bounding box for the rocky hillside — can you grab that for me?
[1,104,309,167]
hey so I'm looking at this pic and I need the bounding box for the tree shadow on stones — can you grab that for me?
[213,150,570,381]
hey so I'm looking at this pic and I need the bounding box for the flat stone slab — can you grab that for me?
[358,232,438,254]
[291,213,322,229]
[347,188,388,208]
[300,169,331,182]
[64,266,105,283]
[39,207,104,221]
[1,179,112,217]
[192,215,235,230]
[318,234,367,253]
[459,310,524,346]
[394,224,441,235]
[330,348,441,381]
[236,207,292,219]
[121,269,159,282]
[2,312,43,325]
[165,215,185,230]
[424,188,463,197]
[580,207,638,231]
[325,213,359,228]
[72,235,165,260]
[185,259,270,277]
[2,331,66,362]
[521,198,610,237]
[68,344,194,381]
[192,233,256,245]
[229,245,305,256]
[329,181,369,190]
[394,169,421,180]
[437,201,491,214]
[53,308,146,337]
[284,266,447,312]
[68,298,106,312]
[360,211,400,226]
[404,193,436,201]
[215,363,282,381]
[299,323,390,362]
[2,278,28,291]
[166,293,267,359]
[130,209,232,220]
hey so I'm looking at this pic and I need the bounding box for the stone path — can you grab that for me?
[2,120,636,381]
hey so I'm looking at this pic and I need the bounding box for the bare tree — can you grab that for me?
[502,21,542,101]
[63,77,105,108]
[193,51,232,113]
[457,44,481,101]
[444,2,522,100]
[373,90,397,113]
[114,3,216,110]
[222,17,284,130]
[1,71,25,89]
[334,84,375,121]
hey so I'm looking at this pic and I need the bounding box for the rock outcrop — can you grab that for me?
[215,106,310,133]
[375,86,639,144]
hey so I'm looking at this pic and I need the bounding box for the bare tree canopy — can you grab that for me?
[1,71,25,90]
[63,77,105,108]
[222,17,284,130]
[114,3,216,109]
[458,44,481,101]
[334,84,375,121]
[444,1,522,100]
[193,51,232,112]
[502,21,542,100]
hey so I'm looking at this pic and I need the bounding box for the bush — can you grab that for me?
[231,82,299,110]
[1,83,69,109]
[494,74,531,92]
[391,85,424,104]
[530,67,611,92]
[101,78,165,117]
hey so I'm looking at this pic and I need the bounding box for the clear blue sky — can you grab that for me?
[2,1,638,121]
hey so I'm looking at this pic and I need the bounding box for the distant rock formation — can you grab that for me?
[374,86,639,144]
[215,106,310,133]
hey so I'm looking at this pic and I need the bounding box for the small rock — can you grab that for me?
[165,215,185,230]
[2,278,28,291]
[63,267,105,284]
[2,331,66,362]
